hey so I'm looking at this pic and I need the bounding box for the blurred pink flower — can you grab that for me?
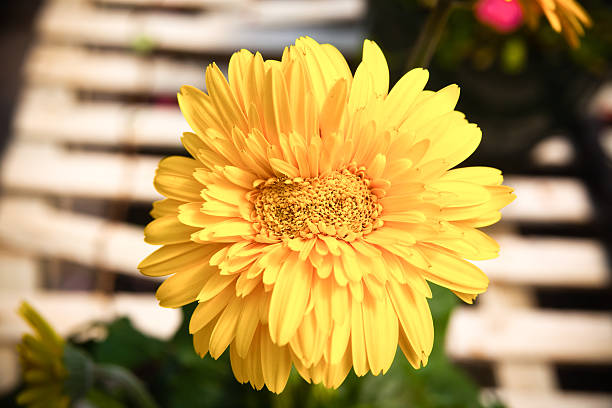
[475,0,524,33]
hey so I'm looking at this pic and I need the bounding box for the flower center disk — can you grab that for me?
[252,169,382,241]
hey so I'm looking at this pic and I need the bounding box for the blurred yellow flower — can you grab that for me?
[520,0,592,47]
[140,37,515,393]
[16,302,70,408]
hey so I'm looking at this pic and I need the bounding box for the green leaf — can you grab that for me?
[92,318,165,369]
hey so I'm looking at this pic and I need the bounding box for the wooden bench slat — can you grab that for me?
[0,291,179,343]
[495,362,557,391]
[89,0,365,19]
[15,95,186,147]
[38,1,364,54]
[0,198,156,276]
[0,346,19,394]
[1,142,161,201]
[26,45,206,95]
[91,0,247,9]
[0,251,40,291]
[478,234,609,288]
[489,389,612,408]
[502,176,593,223]
[446,308,612,363]
[248,0,365,26]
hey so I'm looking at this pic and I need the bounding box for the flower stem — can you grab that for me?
[406,0,456,70]
[93,364,159,408]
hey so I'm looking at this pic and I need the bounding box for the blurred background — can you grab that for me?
[0,0,610,407]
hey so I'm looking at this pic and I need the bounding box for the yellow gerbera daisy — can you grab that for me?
[519,0,592,47]
[16,302,70,408]
[140,37,515,393]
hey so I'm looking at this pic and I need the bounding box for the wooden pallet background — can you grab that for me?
[0,1,610,406]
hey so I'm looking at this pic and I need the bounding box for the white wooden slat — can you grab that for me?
[477,284,535,311]
[488,389,612,408]
[0,291,180,343]
[0,198,156,277]
[248,0,365,26]
[502,176,593,223]
[38,1,364,54]
[92,0,247,9]
[478,234,609,288]
[530,136,574,167]
[0,250,40,291]
[446,308,612,363]
[1,142,161,201]
[495,363,558,392]
[589,82,612,118]
[15,95,186,147]
[25,45,205,95]
[91,0,364,19]
[0,346,19,395]
[476,285,558,392]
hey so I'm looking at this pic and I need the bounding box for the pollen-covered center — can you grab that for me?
[251,169,383,241]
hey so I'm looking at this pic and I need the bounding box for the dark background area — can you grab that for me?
[0,1,43,156]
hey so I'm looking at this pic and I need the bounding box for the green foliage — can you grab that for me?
[501,38,527,75]
[86,388,127,408]
[91,317,165,369]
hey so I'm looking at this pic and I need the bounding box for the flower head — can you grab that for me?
[476,0,524,33]
[140,37,515,393]
[16,302,70,408]
[519,0,591,47]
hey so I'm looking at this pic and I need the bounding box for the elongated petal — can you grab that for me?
[268,253,312,345]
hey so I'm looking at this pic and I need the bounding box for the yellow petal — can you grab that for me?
[268,253,312,345]
[418,244,489,294]
[427,180,491,207]
[452,290,479,304]
[154,156,202,202]
[144,215,200,245]
[362,294,398,375]
[263,65,293,144]
[205,62,249,135]
[347,63,373,114]
[387,280,433,363]
[329,315,350,365]
[193,316,217,357]
[319,78,348,139]
[156,262,217,308]
[197,273,238,302]
[383,68,429,129]
[350,298,369,376]
[235,289,263,357]
[228,49,255,113]
[244,326,266,390]
[209,295,243,358]
[178,85,225,137]
[402,84,460,132]
[260,330,292,393]
[440,166,503,186]
[150,198,182,219]
[138,242,207,276]
[189,285,235,333]
[362,39,389,97]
